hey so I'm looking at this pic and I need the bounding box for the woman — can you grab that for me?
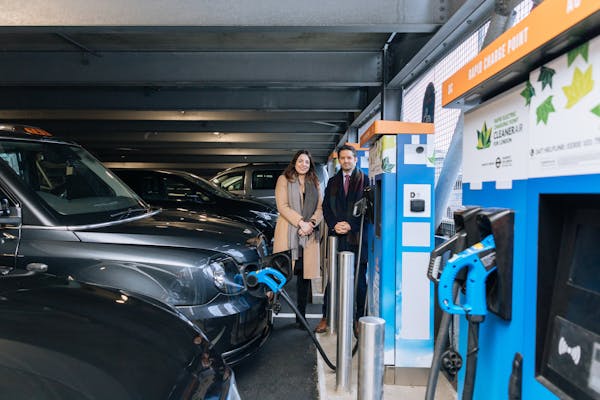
[273,150,323,327]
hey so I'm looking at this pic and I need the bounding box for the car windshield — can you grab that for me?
[0,140,147,220]
[183,172,237,199]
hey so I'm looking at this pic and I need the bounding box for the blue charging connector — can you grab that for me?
[438,235,497,316]
[246,267,287,293]
[246,265,338,370]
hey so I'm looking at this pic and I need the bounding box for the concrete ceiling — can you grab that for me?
[0,0,487,176]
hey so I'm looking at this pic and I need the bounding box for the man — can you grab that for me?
[315,144,369,334]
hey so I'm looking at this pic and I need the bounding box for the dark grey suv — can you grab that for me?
[0,124,272,363]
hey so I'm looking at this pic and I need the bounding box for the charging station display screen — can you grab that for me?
[538,199,600,400]
[569,224,600,295]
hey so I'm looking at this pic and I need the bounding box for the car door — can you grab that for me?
[0,186,21,274]
[249,168,282,205]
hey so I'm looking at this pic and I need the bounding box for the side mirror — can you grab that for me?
[0,202,21,227]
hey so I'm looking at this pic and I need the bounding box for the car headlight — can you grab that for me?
[249,210,278,222]
[135,263,214,307]
[208,255,245,295]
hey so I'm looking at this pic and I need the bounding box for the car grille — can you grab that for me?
[256,234,269,257]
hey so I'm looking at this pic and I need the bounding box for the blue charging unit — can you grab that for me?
[361,121,436,377]
[443,8,600,398]
[364,134,397,365]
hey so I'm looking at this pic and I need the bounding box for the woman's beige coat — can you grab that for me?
[273,174,323,279]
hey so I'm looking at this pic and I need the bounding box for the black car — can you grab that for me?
[0,124,271,363]
[0,268,240,400]
[114,169,278,242]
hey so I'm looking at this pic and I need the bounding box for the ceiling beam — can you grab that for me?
[0,51,382,87]
[93,148,332,156]
[64,133,342,143]
[0,109,351,122]
[81,139,337,148]
[387,0,495,88]
[96,154,325,164]
[11,120,347,134]
[103,162,249,171]
[1,0,446,32]
[0,87,366,112]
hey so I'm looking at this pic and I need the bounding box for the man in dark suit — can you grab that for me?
[315,144,369,334]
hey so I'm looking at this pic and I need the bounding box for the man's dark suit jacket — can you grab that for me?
[323,168,369,258]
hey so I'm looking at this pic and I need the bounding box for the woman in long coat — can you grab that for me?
[273,150,323,326]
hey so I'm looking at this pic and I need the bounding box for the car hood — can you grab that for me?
[0,272,232,400]
[74,209,264,263]
[235,196,277,213]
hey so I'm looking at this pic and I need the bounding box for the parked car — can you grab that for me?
[0,124,271,364]
[113,168,277,242]
[0,268,240,400]
[210,162,329,206]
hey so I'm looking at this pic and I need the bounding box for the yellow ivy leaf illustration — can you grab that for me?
[562,66,594,109]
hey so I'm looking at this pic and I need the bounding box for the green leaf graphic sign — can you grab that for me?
[592,104,600,118]
[567,42,589,67]
[538,66,556,90]
[476,122,492,150]
[382,157,395,172]
[563,66,594,109]
[536,96,555,125]
[520,81,535,106]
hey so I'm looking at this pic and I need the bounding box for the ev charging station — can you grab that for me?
[433,1,600,399]
[360,120,436,381]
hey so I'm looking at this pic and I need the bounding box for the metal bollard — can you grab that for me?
[358,316,385,400]
[327,236,338,335]
[336,251,354,392]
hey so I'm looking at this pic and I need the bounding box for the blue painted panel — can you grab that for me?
[395,134,436,367]
[462,174,600,400]
[367,172,397,363]
[462,180,530,400]
[522,173,600,400]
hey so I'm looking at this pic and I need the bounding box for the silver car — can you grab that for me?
[211,163,328,206]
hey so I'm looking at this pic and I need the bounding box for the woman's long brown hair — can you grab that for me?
[283,149,320,188]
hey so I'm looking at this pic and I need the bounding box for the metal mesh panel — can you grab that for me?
[402,29,483,179]
[401,0,533,236]
[512,0,534,26]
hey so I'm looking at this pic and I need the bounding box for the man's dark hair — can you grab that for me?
[337,144,357,157]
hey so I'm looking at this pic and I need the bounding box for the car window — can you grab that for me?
[163,175,211,202]
[184,172,237,199]
[251,170,281,190]
[139,174,167,202]
[0,141,144,218]
[214,172,244,192]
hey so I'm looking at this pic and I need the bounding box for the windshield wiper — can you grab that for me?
[109,207,148,220]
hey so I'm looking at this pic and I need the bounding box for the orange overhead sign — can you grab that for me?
[360,120,434,147]
[442,0,600,106]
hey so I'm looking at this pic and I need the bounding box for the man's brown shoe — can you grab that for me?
[314,317,328,333]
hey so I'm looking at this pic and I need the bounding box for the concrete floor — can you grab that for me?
[315,332,457,400]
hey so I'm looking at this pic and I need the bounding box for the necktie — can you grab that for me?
[343,174,350,195]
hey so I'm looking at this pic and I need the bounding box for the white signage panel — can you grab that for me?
[463,85,530,185]
[368,135,397,178]
[528,36,600,178]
